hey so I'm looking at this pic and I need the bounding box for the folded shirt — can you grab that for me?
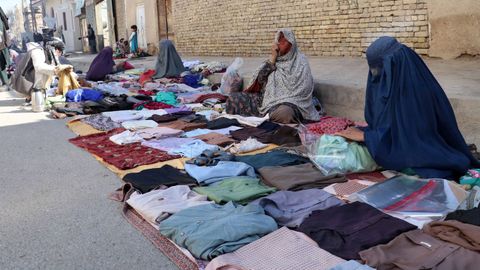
[126,185,212,229]
[184,126,242,137]
[251,189,344,227]
[122,165,197,193]
[159,202,278,260]
[206,227,345,270]
[121,120,158,130]
[135,126,183,139]
[193,177,276,205]
[109,130,145,145]
[258,163,347,191]
[185,161,257,185]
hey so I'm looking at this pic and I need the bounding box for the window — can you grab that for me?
[63,12,67,31]
[51,8,54,17]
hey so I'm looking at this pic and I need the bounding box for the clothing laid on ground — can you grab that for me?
[363,36,479,178]
[423,220,480,251]
[206,117,241,130]
[226,92,263,117]
[184,126,242,137]
[205,227,345,270]
[306,116,354,136]
[122,165,197,193]
[228,138,268,154]
[329,260,374,270]
[359,229,480,270]
[297,201,416,260]
[193,177,276,205]
[235,150,310,171]
[146,139,218,158]
[80,114,122,131]
[252,189,344,227]
[158,119,207,132]
[121,120,158,130]
[66,89,104,102]
[159,202,278,260]
[445,206,480,226]
[69,128,179,170]
[109,130,144,145]
[258,163,347,190]
[184,161,256,185]
[193,132,235,147]
[126,185,212,229]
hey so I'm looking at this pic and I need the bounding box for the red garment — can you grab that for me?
[194,93,228,103]
[133,101,174,110]
[123,61,135,70]
[138,90,156,96]
[306,116,354,136]
[139,69,156,85]
[69,128,180,170]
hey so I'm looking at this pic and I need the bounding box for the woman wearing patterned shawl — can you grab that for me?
[226,29,320,123]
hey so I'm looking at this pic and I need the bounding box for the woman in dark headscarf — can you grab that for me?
[153,39,185,79]
[86,47,124,81]
[337,36,479,179]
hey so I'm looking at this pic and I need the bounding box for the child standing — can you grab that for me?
[129,25,138,56]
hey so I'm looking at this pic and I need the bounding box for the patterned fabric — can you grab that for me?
[226,92,263,116]
[307,116,355,136]
[248,29,319,121]
[80,114,121,131]
[133,101,174,110]
[194,93,228,103]
[69,128,180,170]
[332,180,372,199]
[206,227,345,270]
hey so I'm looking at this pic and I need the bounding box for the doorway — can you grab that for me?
[136,4,147,49]
[95,0,111,49]
[157,0,174,40]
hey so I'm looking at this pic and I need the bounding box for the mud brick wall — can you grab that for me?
[172,0,429,56]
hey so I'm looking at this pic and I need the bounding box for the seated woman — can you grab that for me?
[86,47,125,81]
[226,29,320,123]
[337,36,479,179]
[152,39,185,79]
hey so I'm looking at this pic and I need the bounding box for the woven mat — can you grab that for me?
[67,120,103,136]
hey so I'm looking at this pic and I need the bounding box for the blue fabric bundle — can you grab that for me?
[66,88,104,102]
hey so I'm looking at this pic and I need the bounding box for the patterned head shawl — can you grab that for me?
[251,29,319,121]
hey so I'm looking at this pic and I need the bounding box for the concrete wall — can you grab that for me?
[172,0,429,57]
[427,0,480,59]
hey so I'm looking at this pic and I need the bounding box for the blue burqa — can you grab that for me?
[363,37,478,179]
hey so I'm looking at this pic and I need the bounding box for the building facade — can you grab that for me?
[74,0,480,59]
[44,0,83,52]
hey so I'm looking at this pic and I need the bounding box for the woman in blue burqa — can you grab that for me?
[337,36,479,179]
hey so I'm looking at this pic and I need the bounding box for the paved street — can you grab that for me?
[0,87,178,270]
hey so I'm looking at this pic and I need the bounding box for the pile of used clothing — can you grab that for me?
[63,59,480,270]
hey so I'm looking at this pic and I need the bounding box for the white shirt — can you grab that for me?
[127,185,212,229]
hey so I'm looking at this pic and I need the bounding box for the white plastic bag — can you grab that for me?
[220,57,243,94]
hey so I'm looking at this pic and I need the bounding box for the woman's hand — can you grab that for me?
[335,127,365,142]
[270,43,279,64]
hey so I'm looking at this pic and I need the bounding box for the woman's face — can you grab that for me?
[277,33,292,56]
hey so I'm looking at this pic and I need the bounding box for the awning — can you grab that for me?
[75,0,85,16]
